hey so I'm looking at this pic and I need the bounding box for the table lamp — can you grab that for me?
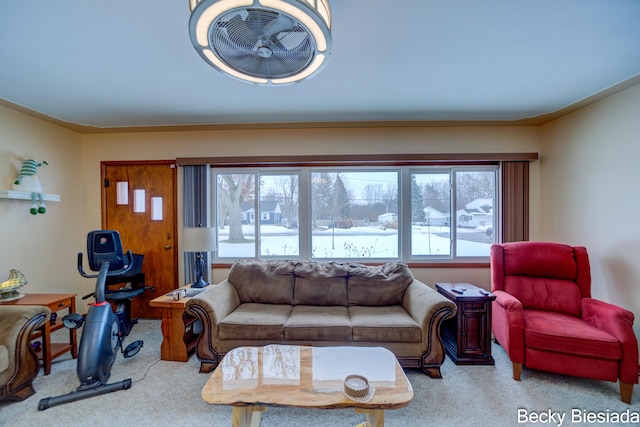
[182,226,216,288]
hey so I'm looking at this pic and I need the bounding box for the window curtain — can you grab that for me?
[501,161,529,242]
[183,165,211,284]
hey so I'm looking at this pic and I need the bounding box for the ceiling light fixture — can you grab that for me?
[188,0,332,86]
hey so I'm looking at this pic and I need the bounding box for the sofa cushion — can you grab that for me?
[347,262,414,306]
[523,310,622,360]
[350,305,422,342]
[293,262,349,306]
[218,303,292,341]
[228,259,296,305]
[285,305,352,341]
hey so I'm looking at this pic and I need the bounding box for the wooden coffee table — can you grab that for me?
[201,345,413,427]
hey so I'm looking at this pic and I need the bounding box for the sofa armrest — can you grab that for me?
[0,305,49,351]
[492,290,525,364]
[402,279,456,377]
[185,280,240,372]
[186,280,240,323]
[0,305,49,401]
[582,298,639,384]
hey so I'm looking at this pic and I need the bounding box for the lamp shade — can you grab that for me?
[182,227,217,252]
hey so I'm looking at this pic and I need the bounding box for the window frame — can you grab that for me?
[178,152,536,267]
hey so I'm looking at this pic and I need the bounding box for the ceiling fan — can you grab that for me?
[188,0,332,86]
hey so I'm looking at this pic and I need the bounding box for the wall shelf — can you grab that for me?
[0,190,61,202]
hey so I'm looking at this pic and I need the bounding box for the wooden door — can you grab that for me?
[102,161,178,318]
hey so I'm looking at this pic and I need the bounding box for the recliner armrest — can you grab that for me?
[494,290,523,313]
[492,290,525,364]
[581,297,634,329]
[582,298,639,384]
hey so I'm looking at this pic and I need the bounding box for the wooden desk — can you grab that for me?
[202,345,413,427]
[149,286,199,361]
[5,293,78,375]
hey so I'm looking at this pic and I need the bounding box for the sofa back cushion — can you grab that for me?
[347,262,414,306]
[227,260,414,307]
[293,262,349,306]
[228,259,295,304]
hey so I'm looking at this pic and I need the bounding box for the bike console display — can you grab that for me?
[86,230,125,272]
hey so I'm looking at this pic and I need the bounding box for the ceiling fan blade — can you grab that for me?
[261,13,295,38]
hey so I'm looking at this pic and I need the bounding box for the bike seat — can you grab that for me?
[105,288,145,302]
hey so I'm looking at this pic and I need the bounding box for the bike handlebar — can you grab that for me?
[77,250,135,304]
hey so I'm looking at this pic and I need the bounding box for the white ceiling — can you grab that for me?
[1,0,639,129]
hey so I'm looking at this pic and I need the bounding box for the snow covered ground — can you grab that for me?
[216,224,492,259]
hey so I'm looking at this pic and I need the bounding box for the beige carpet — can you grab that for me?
[1,319,637,427]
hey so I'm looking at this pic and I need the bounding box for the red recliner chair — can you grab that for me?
[491,241,638,403]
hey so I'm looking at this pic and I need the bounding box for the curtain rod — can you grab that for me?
[176,152,538,166]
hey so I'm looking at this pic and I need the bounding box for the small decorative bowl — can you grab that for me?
[344,374,371,399]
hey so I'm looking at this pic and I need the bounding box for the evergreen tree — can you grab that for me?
[411,175,424,222]
[333,173,350,219]
[311,172,333,222]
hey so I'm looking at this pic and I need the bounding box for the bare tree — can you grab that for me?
[382,183,398,214]
[423,179,450,213]
[363,183,384,205]
[218,174,254,241]
[271,175,298,227]
[456,171,494,206]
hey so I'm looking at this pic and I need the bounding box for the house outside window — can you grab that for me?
[211,165,497,263]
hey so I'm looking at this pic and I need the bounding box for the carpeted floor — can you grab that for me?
[1,319,637,427]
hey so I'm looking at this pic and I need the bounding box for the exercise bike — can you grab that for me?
[38,230,151,410]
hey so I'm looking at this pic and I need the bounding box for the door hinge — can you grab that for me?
[104,178,110,187]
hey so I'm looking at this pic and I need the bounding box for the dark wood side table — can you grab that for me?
[436,283,496,365]
[4,293,78,374]
[149,285,199,361]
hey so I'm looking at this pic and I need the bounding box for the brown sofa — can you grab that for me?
[186,260,457,378]
[0,305,49,402]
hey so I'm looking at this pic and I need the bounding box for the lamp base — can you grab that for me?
[191,253,209,288]
[190,277,209,288]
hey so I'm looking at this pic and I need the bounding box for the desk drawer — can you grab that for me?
[46,298,72,311]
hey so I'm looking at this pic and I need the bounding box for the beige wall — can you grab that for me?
[540,83,640,331]
[3,82,637,348]
[0,104,541,312]
[81,125,541,289]
[3,79,638,327]
[0,105,85,298]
